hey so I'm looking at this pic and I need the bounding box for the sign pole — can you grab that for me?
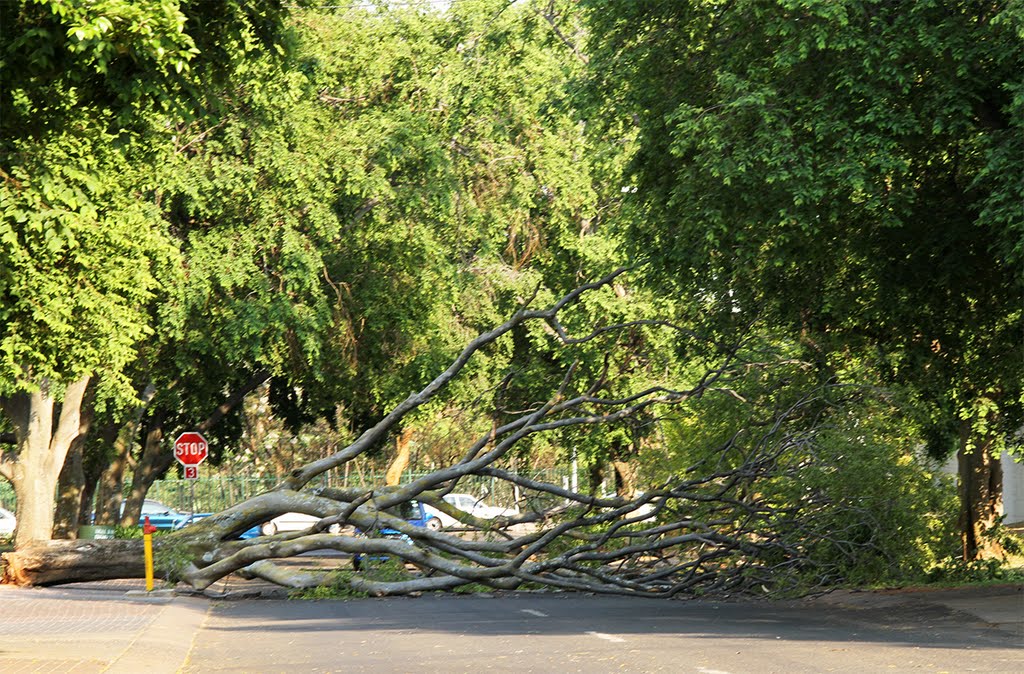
[174,431,207,528]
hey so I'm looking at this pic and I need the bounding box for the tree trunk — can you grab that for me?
[610,440,639,500]
[3,538,149,585]
[0,377,91,548]
[78,464,102,529]
[53,391,96,538]
[53,436,86,539]
[385,428,414,486]
[611,459,638,500]
[588,461,605,495]
[121,413,170,527]
[121,374,268,525]
[92,421,126,525]
[957,423,1004,561]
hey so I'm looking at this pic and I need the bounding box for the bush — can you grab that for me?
[663,380,961,590]
[925,556,1023,584]
[765,414,960,586]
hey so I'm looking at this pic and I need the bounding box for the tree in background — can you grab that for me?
[10,0,649,538]
[0,0,295,544]
[583,0,1023,559]
[0,0,976,593]
[208,0,672,487]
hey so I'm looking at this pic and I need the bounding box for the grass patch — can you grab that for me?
[289,570,368,600]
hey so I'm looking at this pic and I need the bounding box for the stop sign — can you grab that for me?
[174,431,209,467]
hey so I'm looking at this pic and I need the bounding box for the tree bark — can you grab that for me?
[611,459,639,501]
[957,422,1004,560]
[3,538,150,585]
[385,428,414,486]
[93,421,127,526]
[53,390,96,538]
[121,412,169,527]
[53,436,86,539]
[0,376,91,547]
[94,383,157,526]
[78,462,102,530]
[588,461,605,495]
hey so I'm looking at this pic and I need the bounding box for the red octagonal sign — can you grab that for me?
[174,431,208,467]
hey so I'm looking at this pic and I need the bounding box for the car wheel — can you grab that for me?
[426,517,442,531]
[327,523,342,534]
[260,521,277,536]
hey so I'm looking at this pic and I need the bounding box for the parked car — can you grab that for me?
[0,507,16,537]
[352,500,439,570]
[129,499,193,530]
[176,499,441,539]
[364,499,439,531]
[172,511,261,539]
[179,509,367,537]
[259,511,346,536]
[422,493,518,528]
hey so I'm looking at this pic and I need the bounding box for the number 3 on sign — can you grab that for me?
[184,465,199,480]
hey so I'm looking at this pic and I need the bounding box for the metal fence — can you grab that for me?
[0,480,14,510]
[146,468,572,514]
[0,467,576,516]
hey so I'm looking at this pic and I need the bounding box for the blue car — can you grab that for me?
[131,499,192,530]
[172,511,261,539]
[352,500,434,571]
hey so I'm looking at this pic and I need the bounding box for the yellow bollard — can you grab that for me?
[143,516,157,591]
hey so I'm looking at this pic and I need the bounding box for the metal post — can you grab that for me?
[142,516,157,591]
[571,448,578,493]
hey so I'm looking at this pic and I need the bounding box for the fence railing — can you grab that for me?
[0,481,14,510]
[146,468,572,515]
[0,467,580,516]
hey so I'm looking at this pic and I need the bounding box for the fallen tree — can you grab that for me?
[1,271,876,595]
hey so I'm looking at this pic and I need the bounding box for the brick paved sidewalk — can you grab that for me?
[0,571,289,674]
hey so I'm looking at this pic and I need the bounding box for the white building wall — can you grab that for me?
[1003,455,1024,526]
[941,454,1024,526]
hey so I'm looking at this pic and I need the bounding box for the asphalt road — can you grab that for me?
[182,592,1022,673]
[1,583,1020,673]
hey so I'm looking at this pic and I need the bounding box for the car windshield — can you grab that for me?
[398,501,420,520]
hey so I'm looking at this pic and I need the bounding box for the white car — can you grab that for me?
[0,507,16,537]
[260,512,344,536]
[423,493,518,528]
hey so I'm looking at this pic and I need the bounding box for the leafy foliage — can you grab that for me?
[584,0,1023,428]
[662,346,960,585]
[583,0,1024,560]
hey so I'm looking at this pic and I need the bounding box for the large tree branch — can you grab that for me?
[197,370,270,433]
[49,376,91,458]
[278,269,630,490]
[5,277,870,600]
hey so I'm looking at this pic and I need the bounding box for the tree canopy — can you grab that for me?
[584,0,1024,557]
[1,0,1020,579]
